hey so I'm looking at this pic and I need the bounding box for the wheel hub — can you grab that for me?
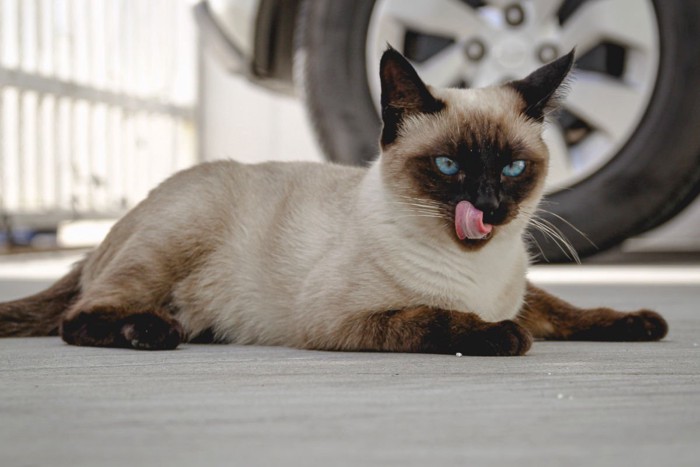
[492,37,528,71]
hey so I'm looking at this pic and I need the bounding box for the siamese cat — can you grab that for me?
[0,48,667,355]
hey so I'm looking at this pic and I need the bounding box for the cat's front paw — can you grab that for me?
[613,310,668,342]
[121,313,184,350]
[456,320,533,356]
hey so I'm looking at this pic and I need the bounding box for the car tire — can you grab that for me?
[294,0,700,262]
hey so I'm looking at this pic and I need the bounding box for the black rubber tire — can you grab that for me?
[294,0,700,262]
[294,0,381,166]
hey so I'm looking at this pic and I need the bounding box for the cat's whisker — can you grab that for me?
[393,214,445,221]
[530,227,574,263]
[402,213,444,218]
[388,199,441,206]
[528,218,580,263]
[390,208,445,218]
[535,208,597,248]
[394,196,443,208]
[523,231,549,262]
[388,202,441,212]
[395,194,442,203]
[392,207,444,217]
[516,205,585,263]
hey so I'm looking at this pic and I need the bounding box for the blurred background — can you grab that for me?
[0,0,198,250]
[1,0,699,262]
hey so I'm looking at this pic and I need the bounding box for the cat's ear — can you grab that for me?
[379,46,445,146]
[508,49,575,122]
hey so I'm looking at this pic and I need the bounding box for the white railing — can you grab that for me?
[0,0,198,232]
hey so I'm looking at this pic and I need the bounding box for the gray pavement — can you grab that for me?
[0,256,699,466]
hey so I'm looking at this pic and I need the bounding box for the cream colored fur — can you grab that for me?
[68,84,549,350]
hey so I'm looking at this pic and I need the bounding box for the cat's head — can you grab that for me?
[378,47,573,248]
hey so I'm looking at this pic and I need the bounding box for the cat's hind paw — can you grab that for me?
[613,310,668,342]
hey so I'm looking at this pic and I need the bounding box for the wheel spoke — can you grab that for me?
[484,0,562,20]
[543,123,573,192]
[469,60,508,88]
[367,10,408,60]
[569,132,615,174]
[413,45,468,88]
[565,71,644,141]
[526,0,565,26]
[559,0,657,56]
[376,0,493,40]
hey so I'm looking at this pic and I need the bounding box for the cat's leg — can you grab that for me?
[516,282,668,341]
[316,307,532,356]
[60,264,184,350]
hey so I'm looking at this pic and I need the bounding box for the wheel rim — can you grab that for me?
[366,0,660,193]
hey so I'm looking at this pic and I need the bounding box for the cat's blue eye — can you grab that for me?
[435,157,459,175]
[502,160,526,177]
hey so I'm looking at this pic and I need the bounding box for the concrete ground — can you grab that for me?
[0,252,698,467]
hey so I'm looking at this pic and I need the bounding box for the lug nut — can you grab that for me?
[464,39,486,61]
[537,44,559,63]
[505,4,525,26]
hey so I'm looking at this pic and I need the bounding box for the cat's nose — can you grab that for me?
[474,194,499,215]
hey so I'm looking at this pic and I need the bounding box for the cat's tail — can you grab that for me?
[0,261,83,337]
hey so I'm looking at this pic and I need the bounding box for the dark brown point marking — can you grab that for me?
[508,49,575,121]
[325,306,532,356]
[517,282,668,341]
[0,264,82,337]
[379,47,445,146]
[61,308,184,350]
[188,327,227,344]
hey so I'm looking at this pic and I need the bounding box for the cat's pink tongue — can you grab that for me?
[455,201,493,240]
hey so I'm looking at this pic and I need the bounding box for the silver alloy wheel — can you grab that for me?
[365,0,660,192]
